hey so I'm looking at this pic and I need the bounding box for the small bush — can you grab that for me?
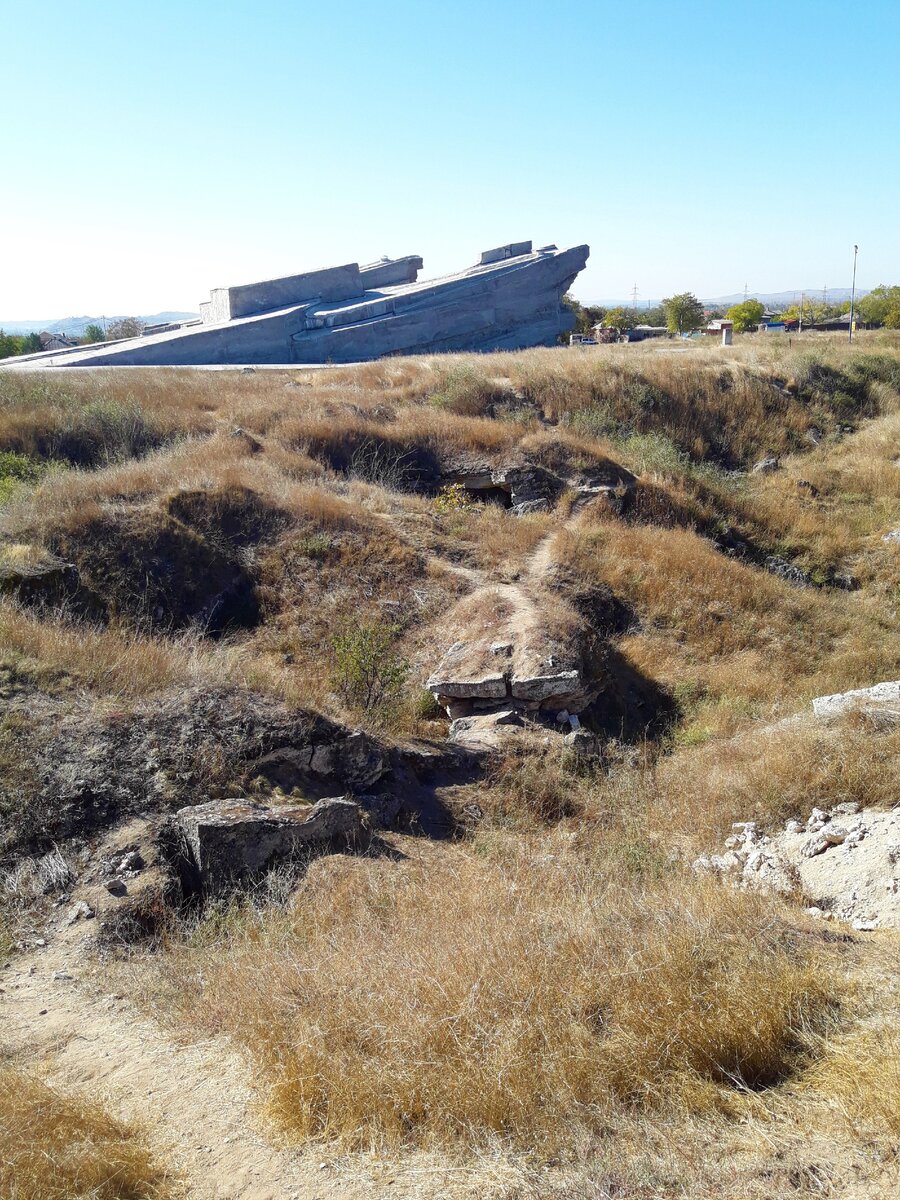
[0,451,44,504]
[429,364,508,417]
[331,621,408,714]
[294,531,332,559]
[433,482,474,514]
[347,438,417,490]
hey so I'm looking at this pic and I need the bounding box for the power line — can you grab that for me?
[631,282,640,312]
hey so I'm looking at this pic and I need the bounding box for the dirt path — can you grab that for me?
[2,931,369,1200]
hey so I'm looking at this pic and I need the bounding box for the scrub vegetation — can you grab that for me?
[3,333,900,1198]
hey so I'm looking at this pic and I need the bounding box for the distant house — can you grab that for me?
[809,313,862,332]
[589,323,666,344]
[623,324,668,342]
[39,331,79,351]
[703,319,733,337]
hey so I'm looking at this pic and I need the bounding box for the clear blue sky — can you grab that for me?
[3,0,898,315]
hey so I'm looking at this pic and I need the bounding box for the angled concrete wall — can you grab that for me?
[5,242,589,369]
[203,264,364,323]
[359,256,423,289]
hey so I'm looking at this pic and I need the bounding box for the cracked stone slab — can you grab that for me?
[174,797,369,893]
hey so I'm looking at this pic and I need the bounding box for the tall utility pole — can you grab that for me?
[849,244,859,343]
[822,286,828,307]
[631,283,639,315]
[743,281,749,301]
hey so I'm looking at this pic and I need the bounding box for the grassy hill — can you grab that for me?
[1,334,899,1199]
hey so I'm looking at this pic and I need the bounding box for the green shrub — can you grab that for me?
[429,364,506,416]
[433,483,474,514]
[331,621,408,713]
[295,531,333,559]
[0,451,43,503]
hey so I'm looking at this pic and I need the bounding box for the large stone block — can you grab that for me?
[203,264,364,323]
[174,797,368,893]
[360,256,423,289]
[479,241,533,265]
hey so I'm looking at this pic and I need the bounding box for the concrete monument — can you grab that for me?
[14,241,589,367]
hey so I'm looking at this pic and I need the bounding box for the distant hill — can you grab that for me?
[0,312,199,336]
[588,288,869,310]
[702,288,867,308]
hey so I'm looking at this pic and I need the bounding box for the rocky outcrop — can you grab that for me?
[439,454,635,515]
[13,686,386,850]
[440,461,563,510]
[448,709,525,752]
[426,584,600,721]
[0,545,99,615]
[695,803,900,931]
[171,798,369,895]
[812,680,900,727]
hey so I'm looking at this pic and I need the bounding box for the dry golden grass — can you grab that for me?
[0,370,214,466]
[805,1025,900,1136]
[0,1066,175,1199]
[550,514,900,735]
[636,717,900,850]
[0,599,294,703]
[3,343,896,1194]
[147,840,837,1154]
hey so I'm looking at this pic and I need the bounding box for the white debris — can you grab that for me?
[695,803,900,929]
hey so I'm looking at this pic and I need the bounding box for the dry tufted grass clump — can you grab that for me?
[0,1066,175,1199]
[0,370,215,467]
[149,841,837,1153]
[804,1025,900,1136]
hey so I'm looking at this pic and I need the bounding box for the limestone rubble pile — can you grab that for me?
[694,803,900,931]
[811,679,900,728]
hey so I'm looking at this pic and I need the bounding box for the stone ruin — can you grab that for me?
[11,240,590,368]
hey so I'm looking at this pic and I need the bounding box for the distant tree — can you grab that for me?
[22,333,42,353]
[781,300,845,327]
[641,304,667,327]
[858,285,900,328]
[725,299,765,333]
[82,323,105,344]
[662,292,705,335]
[0,330,19,360]
[602,306,635,331]
[560,294,590,336]
[106,317,145,340]
[582,304,607,328]
[560,296,610,338]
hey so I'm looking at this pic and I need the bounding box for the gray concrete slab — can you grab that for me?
[3,241,589,369]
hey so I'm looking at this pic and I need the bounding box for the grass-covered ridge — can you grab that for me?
[3,333,900,1198]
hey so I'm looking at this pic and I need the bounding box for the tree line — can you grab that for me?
[0,318,146,361]
[565,283,900,340]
